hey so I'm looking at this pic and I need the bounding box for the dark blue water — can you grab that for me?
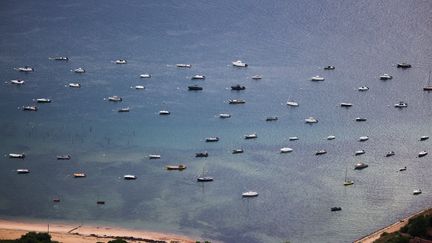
[1,0,432,242]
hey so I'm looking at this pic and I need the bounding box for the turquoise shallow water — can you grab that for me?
[1,0,432,242]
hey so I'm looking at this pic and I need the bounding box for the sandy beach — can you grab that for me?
[0,219,196,243]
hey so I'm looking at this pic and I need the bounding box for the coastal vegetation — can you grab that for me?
[0,232,58,243]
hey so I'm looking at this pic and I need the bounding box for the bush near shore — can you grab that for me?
[0,232,58,243]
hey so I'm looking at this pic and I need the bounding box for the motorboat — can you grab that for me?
[354,162,368,170]
[305,117,318,123]
[245,133,257,139]
[231,84,246,90]
[413,189,422,195]
[49,56,69,61]
[195,152,209,158]
[232,60,248,67]
[287,101,299,107]
[73,173,86,178]
[149,154,161,159]
[280,147,293,153]
[242,191,258,197]
[115,59,127,64]
[22,106,38,111]
[191,75,205,80]
[74,67,85,73]
[140,73,151,78]
[68,83,81,88]
[205,137,219,142]
[108,96,122,102]
[355,150,365,156]
[251,75,262,80]
[355,117,367,122]
[266,116,278,121]
[17,169,30,174]
[228,99,246,104]
[232,149,244,154]
[219,113,231,118]
[118,107,130,112]
[10,79,25,85]
[36,98,51,103]
[324,65,335,70]
[176,64,192,68]
[52,198,61,203]
[188,85,203,91]
[315,150,327,155]
[385,151,395,157]
[397,63,411,68]
[197,176,213,182]
[16,66,34,72]
[340,103,352,107]
[166,164,187,170]
[399,166,407,172]
[134,85,145,89]
[394,101,408,108]
[359,136,369,142]
[124,175,137,180]
[379,74,392,80]
[311,76,325,81]
[9,153,25,159]
[358,86,369,91]
[331,207,342,212]
[289,136,299,141]
[159,110,170,115]
[56,155,71,160]
[420,136,429,141]
[418,151,428,157]
[96,201,105,205]
[327,135,336,140]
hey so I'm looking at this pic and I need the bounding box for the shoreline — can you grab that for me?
[354,207,432,243]
[0,218,197,243]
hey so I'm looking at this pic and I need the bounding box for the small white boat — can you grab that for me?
[289,136,299,141]
[108,96,122,102]
[228,99,246,104]
[74,67,85,73]
[305,117,318,123]
[22,106,38,111]
[394,101,408,108]
[280,147,293,153]
[36,98,51,103]
[149,154,161,159]
[355,150,365,156]
[287,101,299,107]
[418,151,428,157]
[232,60,248,67]
[176,64,192,68]
[56,155,71,160]
[10,79,25,85]
[327,135,336,140]
[324,65,335,70]
[244,133,257,139]
[358,86,369,91]
[398,166,407,172]
[340,103,353,107]
[232,149,244,154]
[311,76,325,81]
[124,175,137,180]
[118,107,130,112]
[413,189,422,195]
[166,164,187,170]
[115,59,127,64]
[17,169,30,174]
[206,137,219,142]
[140,73,151,78]
[355,117,367,122]
[420,136,429,141]
[219,113,231,118]
[134,85,145,90]
[354,162,368,170]
[251,75,262,80]
[16,66,34,72]
[266,116,278,121]
[159,110,170,115]
[68,83,81,88]
[359,136,369,142]
[9,153,25,159]
[315,150,327,155]
[385,151,395,157]
[343,168,354,186]
[380,74,392,80]
[50,56,68,61]
[192,75,205,80]
[73,173,86,178]
[242,191,258,197]
[197,176,214,182]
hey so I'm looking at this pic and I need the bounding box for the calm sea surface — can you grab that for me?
[1,0,432,242]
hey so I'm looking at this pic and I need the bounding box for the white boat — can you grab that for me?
[380,74,392,80]
[354,162,368,170]
[394,101,408,108]
[36,98,51,103]
[134,85,145,89]
[118,107,130,112]
[343,168,354,186]
[149,154,161,159]
[355,117,367,122]
[140,73,151,78]
[324,65,335,70]
[242,191,258,197]
[10,79,25,85]
[197,168,213,182]
[266,116,278,121]
[418,151,428,157]
[16,66,34,72]
[398,166,407,172]
[219,113,231,118]
[280,147,293,153]
[124,175,137,180]
[115,59,127,64]
[251,75,262,80]
[9,153,25,159]
[22,106,38,111]
[305,117,318,123]
[232,60,248,67]
[56,155,71,160]
[108,96,122,102]
[340,103,352,107]
[413,189,422,195]
[205,137,219,142]
[315,150,327,155]
[176,64,192,68]
[232,148,244,154]
[68,83,81,88]
[228,99,246,104]
[244,133,257,139]
[289,136,299,141]
[73,173,86,178]
[287,101,299,107]
[355,150,365,156]
[74,67,85,73]
[385,151,395,157]
[49,56,68,61]
[420,136,429,141]
[159,110,170,115]
[397,63,412,69]
[327,135,336,140]
[311,76,325,81]
[359,136,369,142]
[358,86,369,91]
[17,169,30,174]
[192,75,205,80]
